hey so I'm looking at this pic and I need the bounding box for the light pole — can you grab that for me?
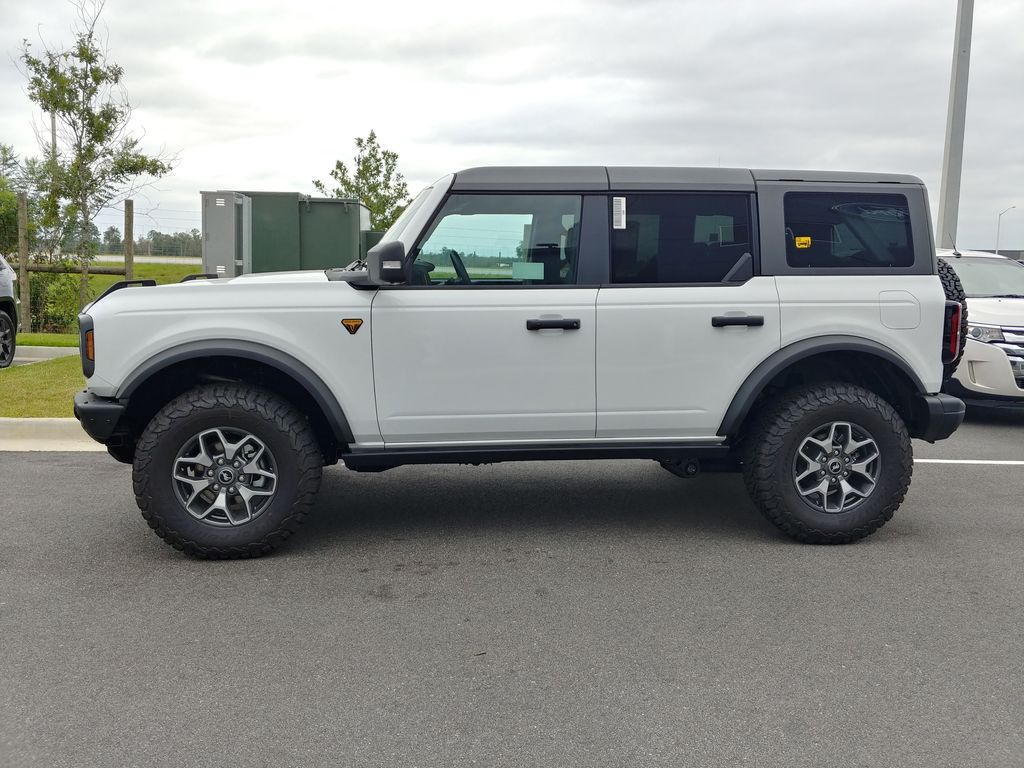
[937,0,974,248]
[995,205,1016,255]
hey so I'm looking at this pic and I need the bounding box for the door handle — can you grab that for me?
[526,318,581,331]
[711,315,764,328]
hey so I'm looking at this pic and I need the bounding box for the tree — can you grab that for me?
[62,220,100,253]
[0,144,45,258]
[313,130,410,231]
[0,144,20,185]
[20,0,172,305]
[0,178,18,257]
[102,225,121,253]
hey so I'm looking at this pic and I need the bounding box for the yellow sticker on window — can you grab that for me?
[794,236,812,249]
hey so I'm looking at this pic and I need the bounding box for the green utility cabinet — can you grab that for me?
[201,191,374,276]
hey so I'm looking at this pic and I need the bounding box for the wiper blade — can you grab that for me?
[988,294,1024,299]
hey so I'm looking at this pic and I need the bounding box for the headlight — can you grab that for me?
[967,324,1004,343]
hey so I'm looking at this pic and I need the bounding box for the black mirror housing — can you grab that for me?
[366,240,407,284]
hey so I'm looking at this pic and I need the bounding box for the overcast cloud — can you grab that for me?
[0,0,1021,248]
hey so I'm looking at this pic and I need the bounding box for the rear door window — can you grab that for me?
[609,194,753,284]
[784,192,914,268]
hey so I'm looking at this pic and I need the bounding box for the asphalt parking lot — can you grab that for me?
[2,411,1022,767]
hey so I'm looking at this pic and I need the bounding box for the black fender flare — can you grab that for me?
[117,339,355,445]
[717,335,927,437]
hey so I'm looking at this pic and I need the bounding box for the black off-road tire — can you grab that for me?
[0,309,15,369]
[132,383,322,559]
[742,382,913,544]
[938,256,968,381]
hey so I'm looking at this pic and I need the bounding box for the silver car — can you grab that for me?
[0,254,19,368]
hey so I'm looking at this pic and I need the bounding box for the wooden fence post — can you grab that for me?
[124,199,134,280]
[16,192,30,330]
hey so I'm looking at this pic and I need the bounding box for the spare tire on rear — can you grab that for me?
[938,257,968,381]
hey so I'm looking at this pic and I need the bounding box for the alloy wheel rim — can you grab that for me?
[792,421,880,514]
[171,427,278,527]
[0,315,13,364]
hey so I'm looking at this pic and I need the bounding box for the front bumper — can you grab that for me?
[949,338,1024,401]
[913,393,965,443]
[73,390,127,443]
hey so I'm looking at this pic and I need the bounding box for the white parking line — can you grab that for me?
[915,459,1024,465]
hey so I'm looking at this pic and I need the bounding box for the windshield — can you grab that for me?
[948,257,1024,297]
[379,187,432,245]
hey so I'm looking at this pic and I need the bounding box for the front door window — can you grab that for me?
[413,194,583,285]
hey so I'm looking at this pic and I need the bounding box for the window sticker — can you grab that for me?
[795,236,812,249]
[612,197,626,229]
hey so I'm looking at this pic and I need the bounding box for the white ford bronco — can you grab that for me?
[75,167,967,557]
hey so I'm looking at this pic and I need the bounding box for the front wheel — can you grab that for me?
[0,311,15,368]
[132,384,323,558]
[742,382,913,544]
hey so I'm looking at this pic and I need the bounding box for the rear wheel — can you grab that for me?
[0,310,15,368]
[743,382,913,544]
[132,383,322,558]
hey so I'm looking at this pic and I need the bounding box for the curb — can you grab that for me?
[0,417,105,452]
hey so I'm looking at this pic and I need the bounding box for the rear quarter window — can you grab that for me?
[784,192,914,269]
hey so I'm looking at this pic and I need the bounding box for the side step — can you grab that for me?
[341,441,733,472]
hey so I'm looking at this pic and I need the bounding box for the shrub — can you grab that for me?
[28,271,83,332]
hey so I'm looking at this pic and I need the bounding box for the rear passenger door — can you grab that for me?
[596,192,781,439]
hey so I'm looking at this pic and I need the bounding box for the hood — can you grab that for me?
[83,269,332,313]
[965,296,1024,327]
[231,270,331,284]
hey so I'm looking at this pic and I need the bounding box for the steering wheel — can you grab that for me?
[449,250,472,284]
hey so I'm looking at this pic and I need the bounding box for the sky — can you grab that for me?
[0,0,1021,249]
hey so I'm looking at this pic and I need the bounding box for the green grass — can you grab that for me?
[16,332,79,347]
[0,264,201,416]
[0,355,84,417]
[88,262,197,295]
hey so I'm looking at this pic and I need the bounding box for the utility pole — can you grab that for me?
[16,192,30,329]
[124,199,134,280]
[936,0,974,249]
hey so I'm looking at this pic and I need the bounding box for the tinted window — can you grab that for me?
[784,192,913,268]
[414,194,582,285]
[609,194,753,284]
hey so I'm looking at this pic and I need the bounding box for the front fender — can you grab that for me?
[118,339,355,445]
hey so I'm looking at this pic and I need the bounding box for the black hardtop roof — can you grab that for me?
[450,166,923,192]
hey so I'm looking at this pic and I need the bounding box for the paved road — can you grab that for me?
[2,419,1022,767]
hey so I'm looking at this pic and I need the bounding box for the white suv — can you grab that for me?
[940,249,1024,403]
[74,167,966,557]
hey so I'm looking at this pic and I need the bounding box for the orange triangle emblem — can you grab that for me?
[341,318,363,335]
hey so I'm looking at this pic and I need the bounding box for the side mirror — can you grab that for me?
[367,240,407,284]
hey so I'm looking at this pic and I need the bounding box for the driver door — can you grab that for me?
[371,193,598,445]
